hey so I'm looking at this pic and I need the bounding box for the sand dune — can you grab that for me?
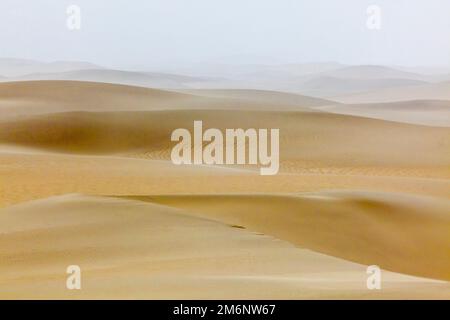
[298,77,427,98]
[4,69,210,89]
[0,80,449,299]
[1,108,449,169]
[0,58,102,77]
[157,62,345,79]
[179,64,434,97]
[317,100,450,127]
[4,79,448,131]
[0,80,193,119]
[319,65,426,81]
[0,194,448,299]
[334,81,450,103]
[151,64,438,97]
[130,192,450,281]
[0,81,329,120]
[180,89,335,107]
[289,65,430,97]
[2,149,450,210]
[1,81,449,206]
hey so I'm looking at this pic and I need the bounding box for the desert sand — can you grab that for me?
[316,100,450,127]
[333,81,450,103]
[0,80,449,299]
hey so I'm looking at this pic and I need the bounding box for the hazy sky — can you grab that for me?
[1,0,450,69]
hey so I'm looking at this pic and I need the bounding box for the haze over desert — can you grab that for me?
[1,0,450,301]
[0,71,449,299]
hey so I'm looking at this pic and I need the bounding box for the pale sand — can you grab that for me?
[0,80,449,299]
[0,80,323,120]
[1,151,450,208]
[333,81,450,103]
[128,192,450,281]
[1,109,449,168]
[316,100,450,127]
[0,194,448,299]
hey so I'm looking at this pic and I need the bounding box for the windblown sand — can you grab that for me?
[0,81,449,299]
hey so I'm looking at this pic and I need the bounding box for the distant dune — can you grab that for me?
[297,76,427,98]
[157,62,346,78]
[0,58,102,77]
[317,100,450,127]
[289,65,432,97]
[177,64,436,97]
[320,65,426,81]
[334,81,450,103]
[180,88,335,107]
[0,81,328,120]
[4,69,210,89]
[2,63,445,100]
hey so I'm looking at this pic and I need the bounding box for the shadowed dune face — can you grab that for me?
[0,81,327,120]
[0,58,103,77]
[333,81,450,103]
[0,80,193,118]
[4,69,208,89]
[0,80,449,299]
[128,192,450,281]
[179,89,335,107]
[149,64,445,97]
[297,77,428,98]
[0,109,449,168]
[0,194,448,299]
[317,100,450,127]
[318,65,426,81]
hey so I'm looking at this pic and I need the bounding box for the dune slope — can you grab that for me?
[0,80,449,299]
[317,100,450,127]
[126,192,450,281]
[0,194,448,299]
[0,108,449,170]
[334,81,450,103]
[0,80,325,120]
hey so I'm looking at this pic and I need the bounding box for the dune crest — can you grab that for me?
[0,194,448,299]
[0,79,449,299]
[125,191,450,281]
[317,100,450,127]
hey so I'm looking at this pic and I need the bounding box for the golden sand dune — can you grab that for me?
[298,77,428,98]
[334,81,450,103]
[0,80,325,120]
[317,65,426,81]
[0,194,448,299]
[2,150,450,209]
[0,80,449,299]
[317,100,450,127]
[0,58,102,77]
[180,89,334,107]
[9,69,206,89]
[128,192,450,281]
[0,81,449,207]
[1,109,449,169]
[294,65,429,98]
[0,80,191,119]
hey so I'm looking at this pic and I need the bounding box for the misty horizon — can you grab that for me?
[1,57,450,77]
[2,0,450,71]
